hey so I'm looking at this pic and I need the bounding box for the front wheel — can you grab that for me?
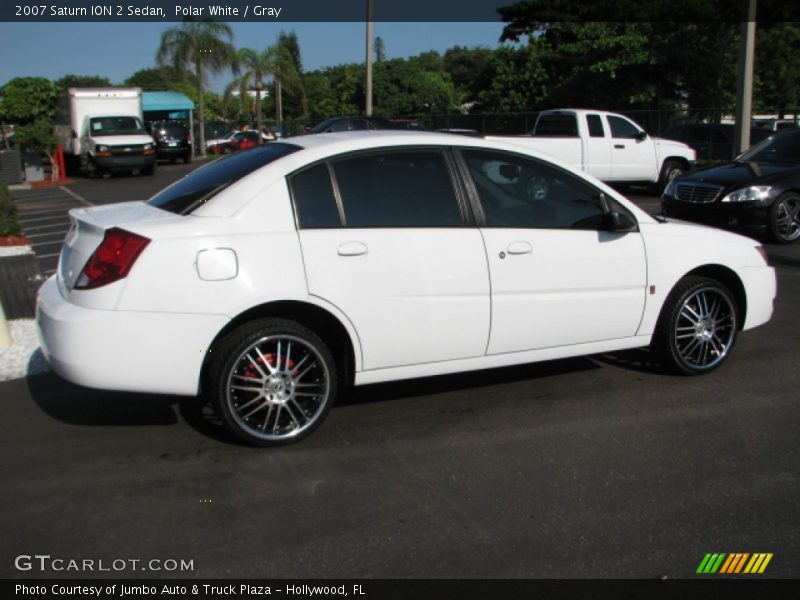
[209,319,338,446]
[652,276,738,375]
[658,160,687,194]
[768,192,800,243]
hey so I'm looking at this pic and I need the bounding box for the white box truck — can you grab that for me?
[56,88,156,176]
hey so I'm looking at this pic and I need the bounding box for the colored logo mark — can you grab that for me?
[696,553,773,574]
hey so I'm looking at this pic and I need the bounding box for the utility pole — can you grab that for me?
[365,0,373,116]
[733,0,756,157]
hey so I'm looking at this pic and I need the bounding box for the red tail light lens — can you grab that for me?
[74,228,150,290]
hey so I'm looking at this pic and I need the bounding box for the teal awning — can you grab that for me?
[142,91,194,112]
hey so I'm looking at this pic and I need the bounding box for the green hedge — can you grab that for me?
[0,184,24,237]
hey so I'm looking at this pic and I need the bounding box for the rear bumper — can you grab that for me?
[36,276,229,396]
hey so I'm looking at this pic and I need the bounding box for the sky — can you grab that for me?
[0,22,508,93]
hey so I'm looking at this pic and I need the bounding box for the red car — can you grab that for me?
[208,130,271,154]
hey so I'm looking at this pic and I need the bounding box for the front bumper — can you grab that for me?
[91,153,156,171]
[36,276,229,396]
[661,196,771,233]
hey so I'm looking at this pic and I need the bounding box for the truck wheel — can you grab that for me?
[658,160,686,194]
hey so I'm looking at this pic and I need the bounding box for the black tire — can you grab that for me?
[652,276,738,375]
[142,163,156,176]
[208,318,338,447]
[768,192,800,244]
[183,152,193,164]
[169,157,177,164]
[658,159,687,194]
[222,145,233,154]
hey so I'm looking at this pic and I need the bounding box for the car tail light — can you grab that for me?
[74,228,150,290]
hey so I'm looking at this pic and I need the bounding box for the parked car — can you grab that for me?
[37,131,776,446]
[149,121,192,164]
[305,116,397,134]
[487,109,697,192]
[752,118,799,132]
[206,130,271,154]
[662,123,772,161]
[661,130,800,243]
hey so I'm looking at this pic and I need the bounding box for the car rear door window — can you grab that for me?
[332,149,462,227]
[290,163,342,228]
[535,115,579,137]
[586,114,605,137]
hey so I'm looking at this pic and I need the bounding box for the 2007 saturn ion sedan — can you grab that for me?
[37,132,777,446]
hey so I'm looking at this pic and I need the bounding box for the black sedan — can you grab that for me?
[661,130,800,243]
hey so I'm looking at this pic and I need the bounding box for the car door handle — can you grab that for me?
[614,144,626,149]
[507,241,533,255]
[337,241,368,257]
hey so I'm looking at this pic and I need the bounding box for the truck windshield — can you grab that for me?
[89,116,146,136]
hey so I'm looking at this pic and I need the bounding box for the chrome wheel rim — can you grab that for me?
[674,287,736,370]
[775,196,800,242]
[226,335,330,441]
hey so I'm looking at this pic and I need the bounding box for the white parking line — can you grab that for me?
[20,214,71,224]
[25,222,71,232]
[60,186,94,206]
[27,230,69,239]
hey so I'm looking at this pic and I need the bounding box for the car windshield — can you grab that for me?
[148,142,302,214]
[307,118,339,134]
[89,116,146,136]
[738,131,800,163]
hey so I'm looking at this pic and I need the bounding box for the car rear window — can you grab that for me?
[148,142,302,214]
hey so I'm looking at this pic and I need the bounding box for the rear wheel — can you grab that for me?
[768,192,800,243]
[652,276,738,375]
[209,319,338,446]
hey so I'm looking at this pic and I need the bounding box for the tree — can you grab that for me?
[227,45,303,137]
[443,46,493,103]
[0,77,58,124]
[157,19,237,155]
[755,23,800,114]
[374,36,386,62]
[278,30,303,73]
[0,78,60,180]
[276,30,307,122]
[55,74,113,91]
[124,67,180,90]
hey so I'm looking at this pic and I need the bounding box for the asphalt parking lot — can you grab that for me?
[1,163,798,579]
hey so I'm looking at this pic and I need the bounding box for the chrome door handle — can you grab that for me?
[507,241,533,255]
[337,241,368,257]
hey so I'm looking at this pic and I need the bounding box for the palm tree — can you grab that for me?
[157,20,237,155]
[226,45,303,140]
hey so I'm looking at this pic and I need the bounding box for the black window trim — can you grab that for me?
[452,146,639,231]
[287,145,474,230]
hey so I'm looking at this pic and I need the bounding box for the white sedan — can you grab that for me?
[37,132,777,446]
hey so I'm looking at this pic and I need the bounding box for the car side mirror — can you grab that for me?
[605,211,638,233]
[636,130,648,141]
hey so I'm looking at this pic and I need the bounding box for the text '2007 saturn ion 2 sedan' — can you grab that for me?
[37,132,777,446]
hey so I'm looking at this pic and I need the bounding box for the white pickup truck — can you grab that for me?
[487,109,696,191]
